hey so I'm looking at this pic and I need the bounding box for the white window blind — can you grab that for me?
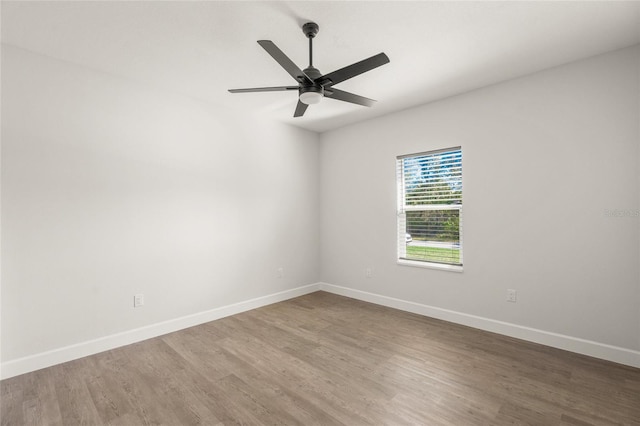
[397,147,463,267]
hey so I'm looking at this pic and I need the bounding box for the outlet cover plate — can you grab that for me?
[134,294,144,307]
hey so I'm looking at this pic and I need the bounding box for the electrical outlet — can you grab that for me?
[134,294,144,308]
[507,289,517,303]
[365,268,372,278]
[276,267,284,278]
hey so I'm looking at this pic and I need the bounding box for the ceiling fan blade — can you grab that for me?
[318,52,389,87]
[228,86,298,93]
[258,40,312,84]
[294,100,308,117]
[324,88,376,107]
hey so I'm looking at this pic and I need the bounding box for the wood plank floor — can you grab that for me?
[2,291,640,425]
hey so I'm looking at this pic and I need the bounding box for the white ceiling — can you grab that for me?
[2,1,639,133]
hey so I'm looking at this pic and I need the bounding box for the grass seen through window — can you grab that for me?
[405,245,460,264]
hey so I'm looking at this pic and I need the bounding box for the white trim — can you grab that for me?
[0,283,321,380]
[397,259,463,272]
[4,281,638,379]
[318,282,640,369]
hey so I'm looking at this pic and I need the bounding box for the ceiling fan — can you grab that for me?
[228,22,390,117]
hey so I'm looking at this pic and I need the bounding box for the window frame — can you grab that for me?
[396,147,463,272]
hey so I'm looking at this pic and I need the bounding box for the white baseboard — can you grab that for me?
[4,281,638,380]
[319,282,640,369]
[0,283,321,380]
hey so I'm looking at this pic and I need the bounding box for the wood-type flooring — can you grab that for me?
[2,291,639,425]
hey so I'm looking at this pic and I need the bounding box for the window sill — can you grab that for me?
[397,259,463,273]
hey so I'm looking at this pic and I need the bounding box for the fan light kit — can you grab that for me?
[300,91,322,105]
[229,22,390,117]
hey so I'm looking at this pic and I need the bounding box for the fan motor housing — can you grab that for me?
[299,84,324,97]
[301,67,324,96]
[303,67,322,81]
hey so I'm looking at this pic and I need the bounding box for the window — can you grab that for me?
[397,147,463,269]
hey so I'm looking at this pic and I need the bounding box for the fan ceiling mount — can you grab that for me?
[228,22,390,117]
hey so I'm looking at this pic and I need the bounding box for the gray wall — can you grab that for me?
[1,45,320,363]
[2,42,639,375]
[320,46,640,352]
